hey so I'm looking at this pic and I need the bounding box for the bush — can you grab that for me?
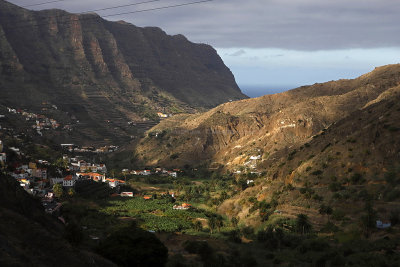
[184,240,212,255]
[311,170,323,176]
[227,229,241,243]
[329,182,344,192]
[350,173,365,185]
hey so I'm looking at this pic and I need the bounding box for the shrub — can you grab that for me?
[329,182,344,192]
[184,240,213,256]
[350,173,365,185]
[311,170,323,176]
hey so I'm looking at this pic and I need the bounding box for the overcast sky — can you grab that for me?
[9,0,400,97]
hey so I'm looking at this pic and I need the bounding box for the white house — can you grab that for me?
[250,155,261,160]
[376,220,391,229]
[106,179,125,188]
[138,170,151,176]
[62,175,76,187]
[168,171,177,178]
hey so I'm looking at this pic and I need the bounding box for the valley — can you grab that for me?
[0,0,399,266]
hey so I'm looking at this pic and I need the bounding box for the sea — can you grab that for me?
[239,85,299,98]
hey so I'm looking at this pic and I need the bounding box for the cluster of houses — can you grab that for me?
[0,140,5,164]
[61,144,118,154]
[67,157,108,173]
[8,161,50,194]
[126,167,179,178]
[7,106,61,135]
[49,172,126,189]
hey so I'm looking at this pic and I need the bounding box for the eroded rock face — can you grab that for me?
[0,0,246,144]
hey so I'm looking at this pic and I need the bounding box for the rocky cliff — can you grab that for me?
[0,0,246,144]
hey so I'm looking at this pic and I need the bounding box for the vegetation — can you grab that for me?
[97,223,168,266]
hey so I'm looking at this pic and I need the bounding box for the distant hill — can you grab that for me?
[0,0,246,144]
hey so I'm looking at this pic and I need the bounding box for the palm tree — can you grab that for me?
[208,217,217,234]
[216,217,224,232]
[296,213,312,235]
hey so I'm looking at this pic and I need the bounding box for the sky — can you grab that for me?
[8,0,400,97]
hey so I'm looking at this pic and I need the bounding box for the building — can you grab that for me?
[63,175,75,187]
[167,171,177,178]
[76,172,106,182]
[173,203,192,210]
[106,178,125,188]
[376,220,391,229]
[157,112,168,118]
[32,168,47,179]
[0,153,6,163]
[121,192,133,197]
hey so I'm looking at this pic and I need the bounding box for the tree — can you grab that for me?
[296,214,312,235]
[208,217,217,234]
[231,217,239,227]
[194,221,203,232]
[319,204,333,222]
[215,217,224,232]
[53,183,63,198]
[68,188,75,198]
[360,199,377,237]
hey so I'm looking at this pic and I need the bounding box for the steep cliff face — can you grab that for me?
[136,64,400,168]
[0,0,246,144]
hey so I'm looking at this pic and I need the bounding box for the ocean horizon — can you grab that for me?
[239,85,299,98]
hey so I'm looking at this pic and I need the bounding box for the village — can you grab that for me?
[0,138,190,219]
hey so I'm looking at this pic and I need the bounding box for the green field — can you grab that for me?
[100,197,209,232]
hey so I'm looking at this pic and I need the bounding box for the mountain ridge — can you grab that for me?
[135,64,400,168]
[0,0,246,145]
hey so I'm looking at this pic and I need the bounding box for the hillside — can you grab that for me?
[136,64,400,169]
[0,173,115,266]
[0,0,246,145]
[219,90,400,226]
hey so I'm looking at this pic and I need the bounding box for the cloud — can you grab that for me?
[9,0,400,50]
[229,49,246,57]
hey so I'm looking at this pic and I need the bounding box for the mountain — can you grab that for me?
[220,89,400,225]
[135,64,400,227]
[0,0,246,144]
[136,64,400,168]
